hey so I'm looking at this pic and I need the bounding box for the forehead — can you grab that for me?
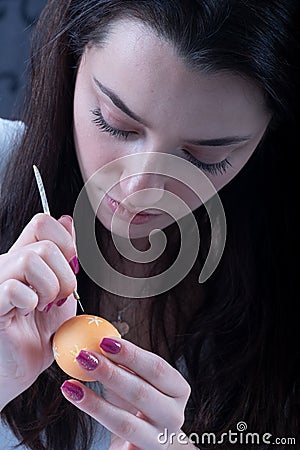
[79,19,269,135]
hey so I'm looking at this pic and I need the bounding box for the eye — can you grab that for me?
[182,150,232,176]
[91,108,133,140]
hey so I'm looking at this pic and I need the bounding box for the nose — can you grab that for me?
[119,153,167,211]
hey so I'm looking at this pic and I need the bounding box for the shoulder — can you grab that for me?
[0,117,25,181]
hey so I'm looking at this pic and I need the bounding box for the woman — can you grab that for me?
[0,0,299,449]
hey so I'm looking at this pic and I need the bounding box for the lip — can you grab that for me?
[105,194,162,224]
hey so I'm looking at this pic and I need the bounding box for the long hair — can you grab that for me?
[0,1,299,449]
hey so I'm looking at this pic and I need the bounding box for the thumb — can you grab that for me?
[58,215,77,253]
[58,215,74,236]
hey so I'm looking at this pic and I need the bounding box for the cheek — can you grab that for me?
[73,82,121,179]
[170,180,203,212]
[74,111,121,180]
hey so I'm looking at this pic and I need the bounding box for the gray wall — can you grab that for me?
[0,0,47,119]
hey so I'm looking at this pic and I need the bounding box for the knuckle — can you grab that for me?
[150,357,166,380]
[104,363,117,384]
[2,279,19,297]
[17,249,38,269]
[85,395,100,417]
[126,346,139,366]
[38,239,58,256]
[131,383,149,403]
[115,418,136,438]
[31,213,49,232]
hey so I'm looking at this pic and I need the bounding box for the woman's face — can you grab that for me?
[74,19,271,239]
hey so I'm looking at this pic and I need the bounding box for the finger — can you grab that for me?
[75,350,185,429]
[60,380,168,450]
[103,386,139,415]
[0,250,60,310]
[0,279,38,316]
[18,240,77,305]
[58,215,77,250]
[0,242,77,310]
[9,213,76,263]
[57,215,73,236]
[99,337,190,398]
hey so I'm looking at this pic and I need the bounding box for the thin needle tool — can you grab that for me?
[33,165,85,313]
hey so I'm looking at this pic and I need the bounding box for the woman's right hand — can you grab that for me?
[0,213,78,410]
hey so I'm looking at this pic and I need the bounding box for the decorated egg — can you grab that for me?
[52,314,121,381]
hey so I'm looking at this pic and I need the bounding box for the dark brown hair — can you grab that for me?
[0,0,299,449]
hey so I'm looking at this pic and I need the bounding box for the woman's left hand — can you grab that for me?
[60,337,191,450]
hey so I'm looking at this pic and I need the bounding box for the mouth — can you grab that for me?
[105,194,162,225]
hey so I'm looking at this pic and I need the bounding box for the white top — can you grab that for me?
[0,117,25,183]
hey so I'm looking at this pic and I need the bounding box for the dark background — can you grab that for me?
[0,0,47,119]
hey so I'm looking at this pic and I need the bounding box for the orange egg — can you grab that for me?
[52,314,121,381]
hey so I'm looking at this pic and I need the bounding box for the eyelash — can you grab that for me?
[92,108,130,140]
[181,150,232,176]
[91,108,232,175]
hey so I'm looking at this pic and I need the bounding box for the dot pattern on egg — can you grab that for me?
[52,314,121,382]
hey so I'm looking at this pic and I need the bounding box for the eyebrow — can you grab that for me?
[93,77,146,125]
[93,76,252,147]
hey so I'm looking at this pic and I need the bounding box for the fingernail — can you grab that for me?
[60,381,84,401]
[43,301,54,313]
[76,350,99,371]
[56,297,67,307]
[100,338,122,354]
[61,215,73,223]
[69,256,79,275]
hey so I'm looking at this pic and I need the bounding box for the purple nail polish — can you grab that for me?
[43,301,54,313]
[100,338,122,354]
[61,381,84,401]
[56,297,67,307]
[76,350,99,371]
[70,256,79,274]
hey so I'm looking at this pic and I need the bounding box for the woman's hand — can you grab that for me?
[60,337,192,450]
[0,213,78,410]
